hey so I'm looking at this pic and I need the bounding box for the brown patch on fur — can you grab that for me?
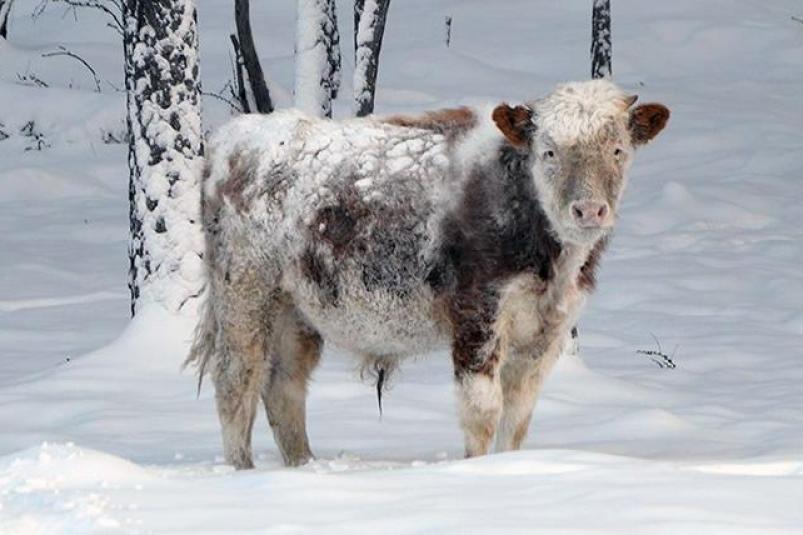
[382,107,477,140]
[221,150,260,213]
[578,237,608,291]
[629,103,670,145]
[312,185,369,258]
[300,248,339,306]
[447,288,501,379]
[491,104,534,147]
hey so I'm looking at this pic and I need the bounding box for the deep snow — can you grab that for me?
[1,0,802,533]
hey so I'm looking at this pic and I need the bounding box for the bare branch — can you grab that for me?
[42,45,102,92]
[49,0,124,32]
[229,34,251,113]
[202,83,244,115]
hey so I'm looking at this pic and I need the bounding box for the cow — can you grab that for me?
[187,79,670,469]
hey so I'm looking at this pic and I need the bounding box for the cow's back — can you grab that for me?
[204,110,456,357]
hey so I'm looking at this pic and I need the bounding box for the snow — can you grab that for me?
[1,0,803,532]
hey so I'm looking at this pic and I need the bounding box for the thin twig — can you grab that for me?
[55,0,123,32]
[201,87,243,114]
[229,34,251,113]
[792,15,803,25]
[17,71,49,87]
[41,45,102,92]
[636,332,677,369]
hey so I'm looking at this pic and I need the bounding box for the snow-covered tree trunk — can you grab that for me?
[295,0,341,118]
[591,0,612,79]
[0,0,13,39]
[353,0,390,117]
[123,0,205,316]
[233,0,273,114]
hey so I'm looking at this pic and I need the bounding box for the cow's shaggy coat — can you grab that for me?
[188,80,669,468]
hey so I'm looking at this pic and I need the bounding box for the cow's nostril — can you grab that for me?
[572,206,584,220]
[597,204,608,218]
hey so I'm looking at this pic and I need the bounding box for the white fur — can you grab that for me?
[531,79,632,145]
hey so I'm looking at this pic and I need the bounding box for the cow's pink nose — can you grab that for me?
[571,200,609,227]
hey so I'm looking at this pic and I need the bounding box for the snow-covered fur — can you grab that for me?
[187,79,670,468]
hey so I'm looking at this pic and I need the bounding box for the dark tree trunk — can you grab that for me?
[233,0,273,114]
[353,0,391,117]
[295,0,341,118]
[123,0,205,315]
[0,0,13,39]
[591,0,612,79]
[230,35,252,113]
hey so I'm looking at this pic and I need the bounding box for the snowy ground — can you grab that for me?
[1,0,803,533]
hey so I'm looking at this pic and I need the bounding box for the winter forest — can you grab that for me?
[1,0,802,532]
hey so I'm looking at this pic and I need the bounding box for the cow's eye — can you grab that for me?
[613,148,623,157]
[543,150,555,160]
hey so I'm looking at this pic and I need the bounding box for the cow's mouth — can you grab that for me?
[562,221,610,245]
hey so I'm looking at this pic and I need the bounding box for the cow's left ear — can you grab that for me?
[492,104,534,147]
[629,103,670,146]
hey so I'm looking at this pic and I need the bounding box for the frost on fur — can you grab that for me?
[190,80,669,468]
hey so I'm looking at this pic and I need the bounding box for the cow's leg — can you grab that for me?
[261,303,322,467]
[455,364,504,458]
[212,323,269,469]
[209,270,277,470]
[450,291,504,458]
[495,334,568,452]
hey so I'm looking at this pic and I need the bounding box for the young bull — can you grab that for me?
[188,79,669,469]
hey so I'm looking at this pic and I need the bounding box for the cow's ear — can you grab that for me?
[629,103,670,146]
[492,104,534,147]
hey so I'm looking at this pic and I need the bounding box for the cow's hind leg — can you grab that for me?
[262,302,322,466]
[208,271,277,470]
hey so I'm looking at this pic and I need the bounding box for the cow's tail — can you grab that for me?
[184,287,217,396]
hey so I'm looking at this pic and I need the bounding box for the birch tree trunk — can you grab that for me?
[0,0,13,39]
[295,0,341,118]
[591,0,612,79]
[353,0,390,117]
[123,0,205,315]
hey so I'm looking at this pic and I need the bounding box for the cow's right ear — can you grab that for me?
[492,104,534,147]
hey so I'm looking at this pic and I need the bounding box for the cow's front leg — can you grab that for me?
[456,363,504,457]
[495,331,570,452]
[450,290,504,458]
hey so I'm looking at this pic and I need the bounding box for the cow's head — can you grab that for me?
[493,80,669,246]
